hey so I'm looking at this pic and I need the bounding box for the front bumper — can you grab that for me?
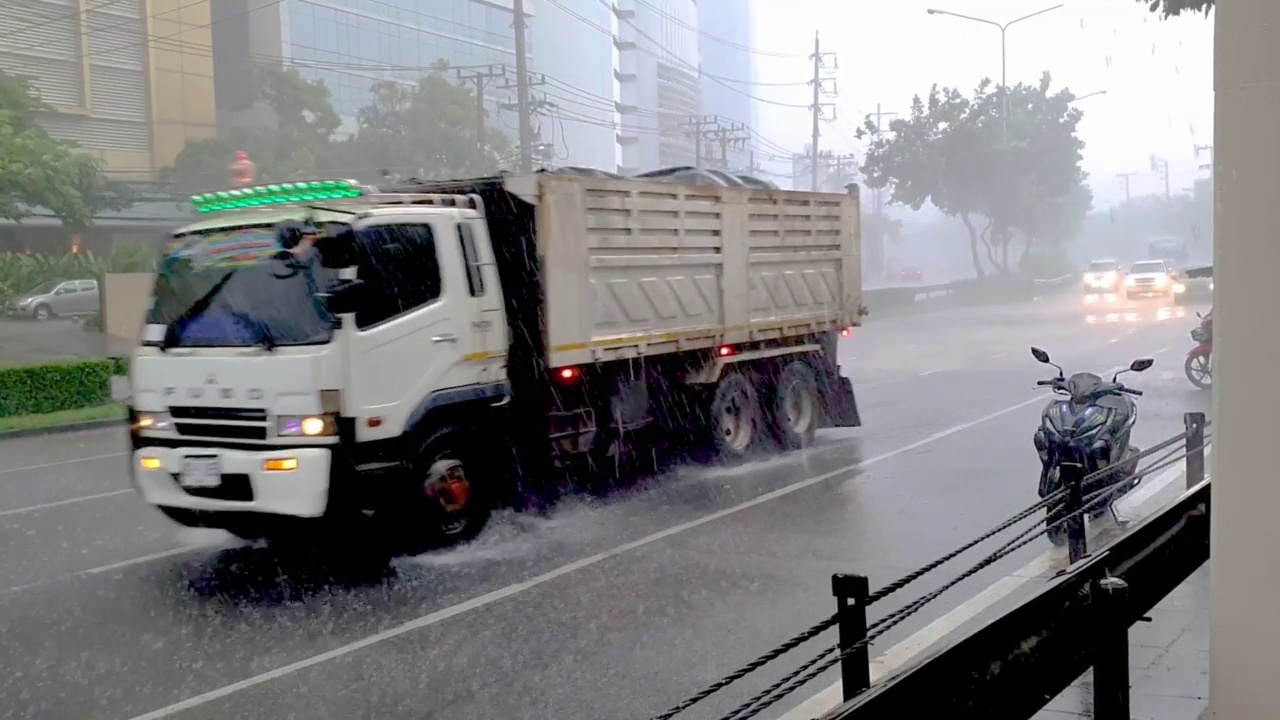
[131,446,333,517]
[2,303,34,316]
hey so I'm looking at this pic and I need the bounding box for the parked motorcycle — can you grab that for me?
[1030,347,1153,546]
[1185,311,1212,390]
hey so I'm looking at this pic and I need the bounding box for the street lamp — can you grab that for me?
[926,4,1065,140]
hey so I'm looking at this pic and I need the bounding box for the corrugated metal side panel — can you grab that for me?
[541,174,859,367]
[0,0,85,108]
[40,113,150,153]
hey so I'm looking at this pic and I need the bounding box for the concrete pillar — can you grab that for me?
[1210,0,1280,716]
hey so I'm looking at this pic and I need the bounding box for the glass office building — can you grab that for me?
[214,0,524,133]
[614,0,701,173]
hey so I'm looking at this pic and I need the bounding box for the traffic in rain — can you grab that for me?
[0,1,1216,719]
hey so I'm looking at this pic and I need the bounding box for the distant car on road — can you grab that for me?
[1083,259,1122,293]
[1125,260,1176,300]
[2,279,100,321]
[897,266,924,284]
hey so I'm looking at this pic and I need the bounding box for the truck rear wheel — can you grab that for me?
[772,360,820,449]
[394,429,491,554]
[711,371,762,461]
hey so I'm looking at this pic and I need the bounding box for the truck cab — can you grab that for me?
[127,181,507,547]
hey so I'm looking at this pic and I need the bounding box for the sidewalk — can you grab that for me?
[1035,563,1210,720]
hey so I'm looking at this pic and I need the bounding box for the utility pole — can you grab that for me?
[823,152,858,191]
[680,114,719,170]
[808,31,838,191]
[1194,144,1213,175]
[1116,171,1136,203]
[512,0,533,172]
[865,104,898,213]
[455,64,509,163]
[1150,154,1170,203]
[706,121,750,169]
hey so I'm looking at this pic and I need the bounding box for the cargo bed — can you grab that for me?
[503,174,862,369]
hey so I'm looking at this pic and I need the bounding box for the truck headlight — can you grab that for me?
[277,414,337,437]
[134,412,172,431]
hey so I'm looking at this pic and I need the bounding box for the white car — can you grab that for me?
[1083,259,1122,293]
[1125,260,1178,300]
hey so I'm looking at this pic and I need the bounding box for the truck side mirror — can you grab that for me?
[319,278,365,316]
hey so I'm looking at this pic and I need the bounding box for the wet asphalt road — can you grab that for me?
[0,295,1211,720]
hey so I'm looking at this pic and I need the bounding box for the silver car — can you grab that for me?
[3,279,101,320]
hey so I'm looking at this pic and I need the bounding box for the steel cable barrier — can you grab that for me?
[648,412,1210,720]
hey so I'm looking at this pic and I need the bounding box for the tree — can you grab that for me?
[161,65,343,191]
[343,70,513,181]
[0,71,125,225]
[859,73,1092,278]
[1140,0,1212,17]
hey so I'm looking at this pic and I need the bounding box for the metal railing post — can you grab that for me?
[1062,462,1088,564]
[1184,411,1206,489]
[832,573,871,701]
[1093,576,1132,719]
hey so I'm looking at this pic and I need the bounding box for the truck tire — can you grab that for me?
[772,360,820,449]
[710,370,762,461]
[393,428,491,555]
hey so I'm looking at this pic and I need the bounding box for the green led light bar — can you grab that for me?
[191,180,363,213]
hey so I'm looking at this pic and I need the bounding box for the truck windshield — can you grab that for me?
[145,225,338,348]
[1130,261,1167,274]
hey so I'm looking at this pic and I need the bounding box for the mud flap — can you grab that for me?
[822,374,862,428]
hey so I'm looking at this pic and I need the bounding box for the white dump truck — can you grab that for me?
[120,172,863,550]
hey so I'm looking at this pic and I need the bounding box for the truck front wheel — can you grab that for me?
[710,371,762,461]
[394,429,491,554]
[771,360,820,449]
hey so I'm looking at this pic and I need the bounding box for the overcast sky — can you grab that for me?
[745,0,1214,206]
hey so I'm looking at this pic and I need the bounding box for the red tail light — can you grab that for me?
[557,367,579,381]
[717,345,734,357]
[840,327,853,338]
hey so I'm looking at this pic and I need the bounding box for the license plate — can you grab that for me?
[179,456,222,489]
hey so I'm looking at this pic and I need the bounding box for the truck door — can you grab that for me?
[457,219,507,386]
[344,216,489,442]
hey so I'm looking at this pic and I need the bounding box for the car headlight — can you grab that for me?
[1084,273,1096,284]
[277,414,337,437]
[134,411,173,431]
[1155,275,1168,287]
[1173,282,1186,293]
[16,297,32,306]
[1125,276,1137,286]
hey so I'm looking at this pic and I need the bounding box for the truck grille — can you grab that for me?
[168,406,269,441]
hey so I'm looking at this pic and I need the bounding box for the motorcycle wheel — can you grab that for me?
[1184,353,1212,390]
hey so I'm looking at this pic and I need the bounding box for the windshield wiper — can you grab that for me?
[160,270,238,351]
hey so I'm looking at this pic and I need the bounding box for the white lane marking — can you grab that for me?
[0,489,132,517]
[918,369,941,377]
[989,353,1004,359]
[80,546,203,576]
[776,451,1199,720]
[0,452,126,477]
[1,545,209,596]
[125,392,1064,720]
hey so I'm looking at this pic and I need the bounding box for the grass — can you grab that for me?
[0,403,125,434]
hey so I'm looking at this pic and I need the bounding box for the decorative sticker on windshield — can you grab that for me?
[165,228,280,269]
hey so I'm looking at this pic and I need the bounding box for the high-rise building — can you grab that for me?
[696,0,756,173]
[613,0,701,174]
[0,0,218,179]
[212,0,525,134]
[529,0,618,171]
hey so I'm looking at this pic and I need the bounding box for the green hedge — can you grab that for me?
[0,358,127,418]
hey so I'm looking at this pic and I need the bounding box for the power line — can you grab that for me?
[0,0,139,45]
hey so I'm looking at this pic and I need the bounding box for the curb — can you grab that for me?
[0,417,127,442]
